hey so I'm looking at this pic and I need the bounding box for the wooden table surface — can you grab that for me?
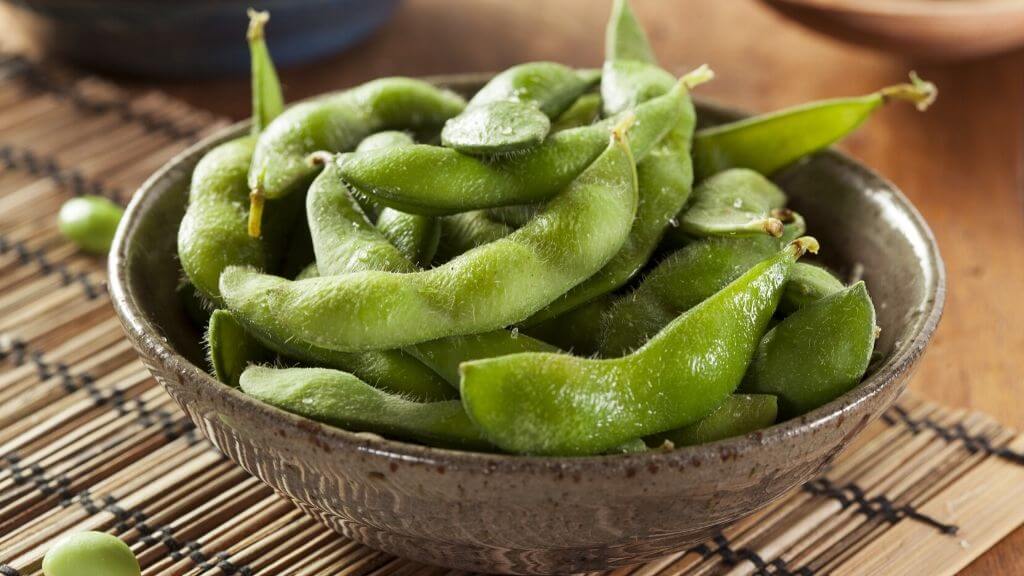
[5,0,1023,573]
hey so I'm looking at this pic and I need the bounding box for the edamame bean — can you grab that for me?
[57,196,124,255]
[460,238,816,455]
[248,78,466,235]
[43,531,140,576]
[693,72,937,180]
[221,120,639,352]
[780,262,844,314]
[335,77,688,215]
[675,168,787,239]
[207,309,267,387]
[741,282,876,418]
[240,366,490,450]
[648,394,778,448]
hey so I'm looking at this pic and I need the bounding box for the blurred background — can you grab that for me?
[0,0,1022,572]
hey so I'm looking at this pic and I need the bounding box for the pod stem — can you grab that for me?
[681,64,715,90]
[247,8,269,42]
[879,71,937,112]
[307,151,334,167]
[770,207,797,224]
[247,189,264,238]
[611,112,637,142]
[789,236,820,258]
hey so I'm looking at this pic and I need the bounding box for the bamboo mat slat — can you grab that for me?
[0,52,1021,576]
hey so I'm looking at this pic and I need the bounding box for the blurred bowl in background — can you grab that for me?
[761,0,1024,60]
[1,0,403,79]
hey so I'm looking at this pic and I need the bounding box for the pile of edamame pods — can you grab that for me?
[177,4,936,457]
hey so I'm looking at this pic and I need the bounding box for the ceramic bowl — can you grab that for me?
[109,74,945,574]
[1,0,402,78]
[761,0,1024,60]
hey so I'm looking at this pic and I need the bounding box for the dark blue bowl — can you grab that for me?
[3,0,403,79]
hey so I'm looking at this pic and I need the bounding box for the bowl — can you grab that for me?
[1,0,402,79]
[108,74,945,574]
[760,0,1024,60]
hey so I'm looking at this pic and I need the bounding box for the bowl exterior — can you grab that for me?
[109,78,944,574]
[3,0,402,78]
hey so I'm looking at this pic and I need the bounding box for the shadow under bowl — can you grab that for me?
[108,74,945,574]
[761,0,1024,60]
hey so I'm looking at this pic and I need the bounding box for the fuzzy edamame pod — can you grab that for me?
[693,73,937,181]
[221,121,639,352]
[605,0,657,64]
[247,10,283,135]
[741,282,876,418]
[441,62,598,154]
[207,309,267,387]
[247,78,466,235]
[460,238,816,456]
[781,262,845,314]
[648,394,778,448]
[675,168,787,239]
[240,366,491,450]
[335,77,687,215]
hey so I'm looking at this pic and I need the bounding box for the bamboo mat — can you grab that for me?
[0,53,1022,576]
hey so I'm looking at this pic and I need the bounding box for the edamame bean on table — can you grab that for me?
[173,0,934,456]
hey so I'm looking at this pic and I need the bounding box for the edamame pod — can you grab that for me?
[605,0,658,65]
[336,77,687,215]
[460,238,816,456]
[676,168,787,239]
[442,100,551,155]
[740,282,876,418]
[781,262,845,314]
[467,62,599,118]
[409,330,559,388]
[248,78,466,234]
[207,309,267,387]
[247,10,283,135]
[693,73,937,180]
[648,394,778,447]
[241,366,490,450]
[221,121,639,351]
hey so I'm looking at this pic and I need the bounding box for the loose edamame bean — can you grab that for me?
[241,366,490,450]
[648,394,778,448]
[741,282,876,418]
[335,78,687,215]
[207,309,267,387]
[248,78,466,235]
[460,239,816,455]
[57,196,124,254]
[43,531,140,576]
[693,72,937,180]
[221,120,639,352]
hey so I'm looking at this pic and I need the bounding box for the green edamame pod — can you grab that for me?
[781,262,845,315]
[676,168,787,239]
[248,78,466,234]
[693,73,937,181]
[741,282,876,418]
[222,121,639,351]
[247,10,283,135]
[648,394,778,448]
[207,309,267,387]
[57,195,124,254]
[601,60,676,117]
[409,330,559,388]
[460,238,816,456]
[336,77,687,215]
[605,0,657,65]
[467,62,599,118]
[441,100,551,155]
[241,366,490,450]
[551,93,602,132]
[307,162,414,276]
[433,211,513,263]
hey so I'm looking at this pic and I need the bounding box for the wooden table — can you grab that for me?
[6,0,1023,573]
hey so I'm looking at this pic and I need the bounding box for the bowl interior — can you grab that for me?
[115,75,944,462]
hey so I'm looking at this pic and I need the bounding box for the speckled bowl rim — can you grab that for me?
[109,74,946,475]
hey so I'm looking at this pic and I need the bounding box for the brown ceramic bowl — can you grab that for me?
[109,74,945,574]
[761,0,1024,60]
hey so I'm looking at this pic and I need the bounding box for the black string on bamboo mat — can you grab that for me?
[0,144,124,203]
[803,477,958,535]
[883,405,1024,466]
[0,564,21,576]
[689,533,810,576]
[1,52,203,142]
[0,234,106,300]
